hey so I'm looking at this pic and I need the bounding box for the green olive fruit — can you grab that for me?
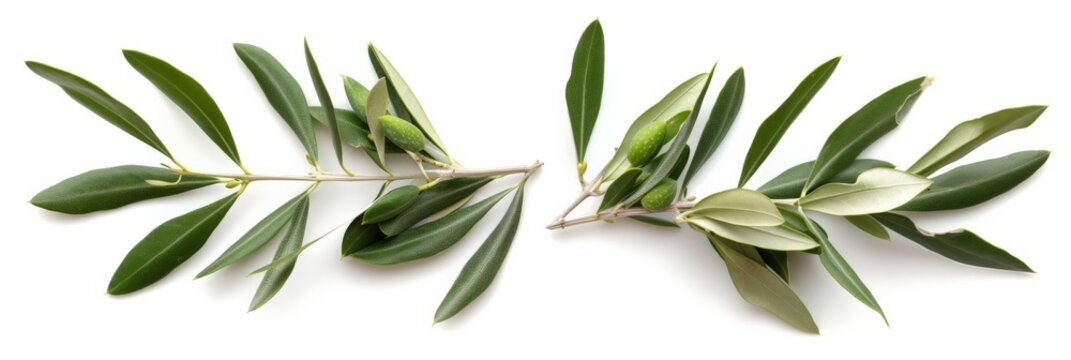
[378,115,426,152]
[641,178,677,211]
[662,110,691,143]
[627,120,667,167]
[362,185,421,224]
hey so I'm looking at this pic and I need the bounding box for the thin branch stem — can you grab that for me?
[170,160,543,183]
[547,162,614,228]
[547,201,695,230]
[548,190,595,228]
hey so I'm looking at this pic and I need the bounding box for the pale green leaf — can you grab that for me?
[686,188,783,226]
[708,234,819,334]
[800,168,931,216]
[907,105,1047,176]
[689,217,817,251]
[366,78,390,168]
[368,43,448,155]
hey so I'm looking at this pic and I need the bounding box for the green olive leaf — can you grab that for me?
[844,214,890,241]
[598,168,643,212]
[597,73,708,183]
[628,215,680,228]
[907,105,1047,176]
[309,107,398,172]
[233,43,317,161]
[435,183,526,323]
[363,185,421,224]
[197,189,312,278]
[342,75,370,121]
[304,40,345,170]
[798,207,887,324]
[757,159,894,199]
[707,233,819,334]
[249,196,309,312]
[757,249,790,283]
[107,191,240,295]
[898,150,1049,211]
[354,188,513,265]
[689,217,817,251]
[31,165,220,214]
[684,67,745,191]
[379,177,494,236]
[565,19,605,165]
[342,213,387,257]
[621,65,715,207]
[423,192,476,223]
[122,50,243,168]
[366,77,391,169]
[666,145,690,180]
[26,61,173,159]
[686,189,783,227]
[803,76,931,192]
[871,212,1032,272]
[368,43,448,155]
[800,168,932,216]
[250,214,352,275]
[738,57,840,187]
[310,107,369,147]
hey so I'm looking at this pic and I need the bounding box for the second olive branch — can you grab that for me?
[551,19,1050,334]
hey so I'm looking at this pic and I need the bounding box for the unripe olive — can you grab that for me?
[662,110,691,144]
[378,115,426,152]
[362,185,421,224]
[641,178,677,211]
[627,120,667,167]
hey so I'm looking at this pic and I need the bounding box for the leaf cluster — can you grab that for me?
[28,40,536,321]
[559,19,1049,333]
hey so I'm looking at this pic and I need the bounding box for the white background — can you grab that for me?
[2,0,1069,358]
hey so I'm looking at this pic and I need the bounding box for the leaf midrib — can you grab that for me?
[573,29,598,155]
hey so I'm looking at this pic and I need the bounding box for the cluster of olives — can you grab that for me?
[622,110,690,211]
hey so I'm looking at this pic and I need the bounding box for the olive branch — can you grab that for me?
[27,39,541,322]
[550,19,1049,333]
